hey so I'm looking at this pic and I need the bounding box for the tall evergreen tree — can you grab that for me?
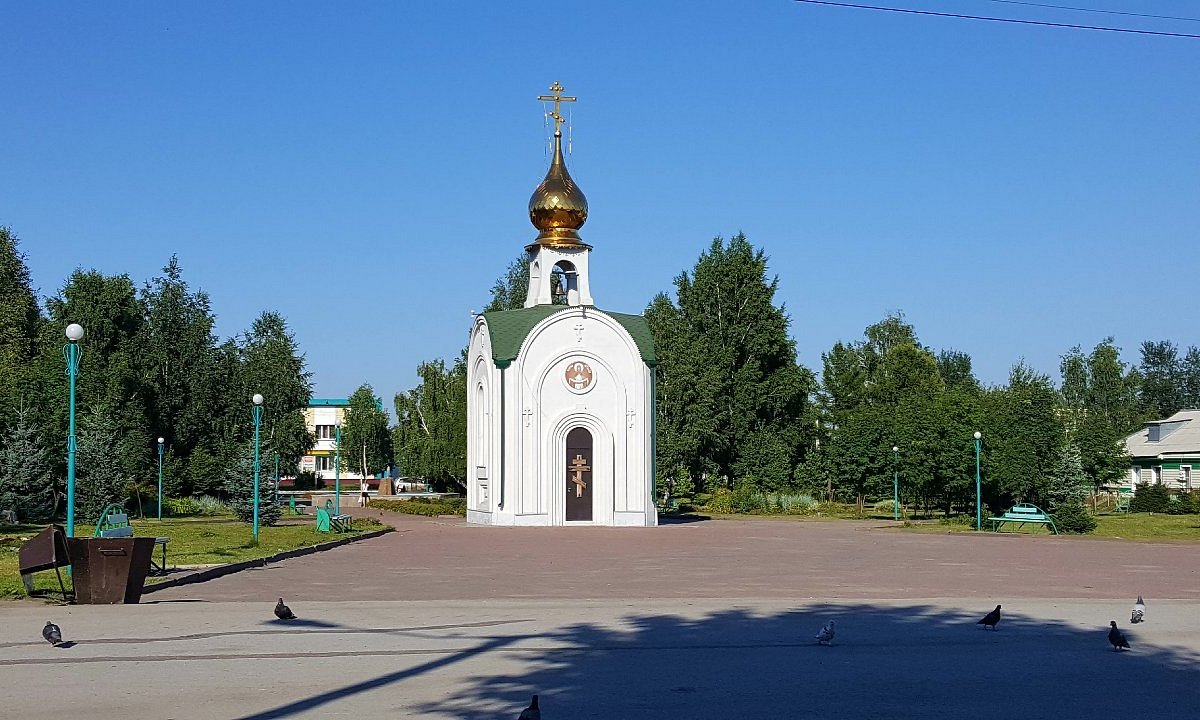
[138,256,221,494]
[0,406,55,522]
[0,228,44,431]
[74,408,130,521]
[237,311,315,476]
[342,384,393,479]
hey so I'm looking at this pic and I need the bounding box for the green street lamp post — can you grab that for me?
[334,419,342,515]
[252,393,264,543]
[157,437,165,520]
[892,445,900,521]
[63,323,84,538]
[974,431,983,531]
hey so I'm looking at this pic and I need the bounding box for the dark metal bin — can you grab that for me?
[66,537,156,604]
[18,525,72,599]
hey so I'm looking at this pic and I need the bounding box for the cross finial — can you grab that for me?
[537,81,576,136]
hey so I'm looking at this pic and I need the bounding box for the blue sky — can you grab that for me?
[3,2,1197,407]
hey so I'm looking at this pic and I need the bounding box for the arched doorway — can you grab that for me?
[565,427,593,521]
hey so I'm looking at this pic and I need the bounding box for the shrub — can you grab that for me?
[1052,501,1097,534]
[874,499,898,516]
[731,487,766,514]
[1130,482,1172,513]
[222,453,282,526]
[369,497,466,517]
[704,488,734,513]
[163,495,230,517]
[293,471,317,491]
[773,493,817,515]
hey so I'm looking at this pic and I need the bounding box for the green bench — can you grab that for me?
[94,503,171,574]
[988,503,1058,535]
[315,499,351,533]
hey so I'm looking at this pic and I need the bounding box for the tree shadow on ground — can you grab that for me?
[228,602,1200,719]
[410,603,1200,719]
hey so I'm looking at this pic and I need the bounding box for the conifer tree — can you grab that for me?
[0,407,55,522]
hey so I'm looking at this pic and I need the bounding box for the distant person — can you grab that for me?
[359,479,370,507]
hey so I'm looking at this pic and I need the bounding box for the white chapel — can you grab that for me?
[466,83,658,527]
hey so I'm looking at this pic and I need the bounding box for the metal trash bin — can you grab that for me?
[18,525,72,599]
[66,537,156,604]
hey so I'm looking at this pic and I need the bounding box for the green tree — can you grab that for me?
[222,443,281,527]
[1138,340,1181,419]
[237,311,315,476]
[0,228,44,431]
[937,349,981,394]
[393,358,467,490]
[342,384,393,479]
[138,256,222,493]
[1182,346,1200,408]
[484,254,530,312]
[1060,339,1138,490]
[0,406,55,522]
[75,408,130,521]
[647,234,815,492]
[1047,442,1090,508]
[980,363,1063,508]
[38,270,152,487]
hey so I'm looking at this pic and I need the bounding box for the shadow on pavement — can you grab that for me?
[240,602,1200,719]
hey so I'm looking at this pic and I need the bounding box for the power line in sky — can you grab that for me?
[793,0,1200,38]
[984,0,1200,24]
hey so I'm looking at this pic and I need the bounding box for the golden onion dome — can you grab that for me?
[528,130,588,248]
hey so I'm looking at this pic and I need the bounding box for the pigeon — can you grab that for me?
[815,620,836,645]
[42,621,62,646]
[977,604,1001,630]
[1108,621,1130,651]
[517,694,540,720]
[274,598,296,620]
[1130,595,1145,624]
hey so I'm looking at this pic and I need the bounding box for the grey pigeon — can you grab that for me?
[42,621,62,646]
[977,604,1001,630]
[517,694,540,720]
[1108,621,1130,651]
[815,620,836,645]
[1130,595,1145,624]
[274,598,296,620]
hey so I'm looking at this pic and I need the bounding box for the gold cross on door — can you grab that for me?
[569,454,590,498]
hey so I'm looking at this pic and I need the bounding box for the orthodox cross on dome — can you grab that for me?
[538,81,576,136]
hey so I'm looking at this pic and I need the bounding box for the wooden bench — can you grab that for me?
[988,503,1058,534]
[94,504,171,574]
[315,499,352,533]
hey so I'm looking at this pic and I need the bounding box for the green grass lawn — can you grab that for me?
[0,515,385,600]
[898,512,1200,540]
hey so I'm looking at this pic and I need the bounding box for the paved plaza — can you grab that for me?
[3,514,1199,718]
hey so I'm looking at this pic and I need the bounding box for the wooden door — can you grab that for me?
[565,427,593,521]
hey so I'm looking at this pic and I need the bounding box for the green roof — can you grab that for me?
[481,305,657,368]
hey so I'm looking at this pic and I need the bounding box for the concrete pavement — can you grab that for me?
[3,514,1199,718]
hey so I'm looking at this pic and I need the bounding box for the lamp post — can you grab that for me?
[973,431,983,531]
[892,445,900,521]
[334,419,342,515]
[63,323,84,537]
[157,437,165,520]
[273,451,280,506]
[252,393,264,543]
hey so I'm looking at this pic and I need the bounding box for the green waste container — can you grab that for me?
[66,537,155,604]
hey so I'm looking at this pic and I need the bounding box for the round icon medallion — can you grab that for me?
[564,360,594,393]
